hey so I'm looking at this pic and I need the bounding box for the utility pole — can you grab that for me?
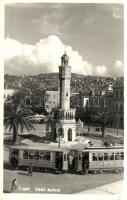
[58,128,61,148]
[116,106,119,136]
[58,122,63,148]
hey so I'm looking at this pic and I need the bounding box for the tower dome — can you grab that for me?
[61,51,69,66]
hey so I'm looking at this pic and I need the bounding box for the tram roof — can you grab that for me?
[9,143,123,152]
[9,144,69,152]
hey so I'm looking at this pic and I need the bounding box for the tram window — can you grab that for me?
[104,153,109,160]
[23,150,29,159]
[35,151,40,160]
[45,152,50,160]
[92,153,98,161]
[115,152,122,160]
[98,153,103,161]
[40,152,45,160]
[109,153,114,160]
[121,152,124,160]
[29,151,34,159]
[115,152,119,160]
[119,152,124,160]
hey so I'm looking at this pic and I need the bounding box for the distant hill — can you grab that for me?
[4,73,124,94]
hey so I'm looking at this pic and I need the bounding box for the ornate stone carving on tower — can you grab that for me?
[54,52,76,142]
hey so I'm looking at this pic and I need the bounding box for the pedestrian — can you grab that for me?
[11,178,18,193]
[28,164,33,176]
[84,160,88,174]
[85,160,89,174]
[88,127,90,133]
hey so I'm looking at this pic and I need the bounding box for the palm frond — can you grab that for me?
[21,117,35,132]
[4,103,35,143]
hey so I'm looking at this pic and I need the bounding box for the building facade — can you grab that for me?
[79,80,124,129]
[113,80,124,129]
[45,90,59,112]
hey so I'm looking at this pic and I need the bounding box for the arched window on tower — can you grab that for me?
[68,113,69,120]
[71,113,73,120]
[69,113,71,120]
[66,113,68,120]
[68,128,72,141]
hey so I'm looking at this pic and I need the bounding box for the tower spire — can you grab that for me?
[61,50,69,66]
[65,46,67,54]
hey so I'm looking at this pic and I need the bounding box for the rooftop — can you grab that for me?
[113,80,124,88]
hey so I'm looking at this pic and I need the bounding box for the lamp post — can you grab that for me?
[58,127,61,148]
[58,121,63,148]
[116,106,119,136]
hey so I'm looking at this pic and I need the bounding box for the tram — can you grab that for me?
[9,145,69,172]
[9,145,124,174]
[70,146,124,173]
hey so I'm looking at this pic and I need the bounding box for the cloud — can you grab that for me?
[112,5,123,20]
[94,65,108,76]
[4,35,123,77]
[33,11,72,39]
[113,60,124,76]
[98,4,123,20]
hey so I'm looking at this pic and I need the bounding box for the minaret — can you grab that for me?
[59,51,71,110]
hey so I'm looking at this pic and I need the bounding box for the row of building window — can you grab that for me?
[92,152,124,161]
[57,112,75,120]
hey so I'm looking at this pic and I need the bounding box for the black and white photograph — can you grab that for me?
[2,0,125,198]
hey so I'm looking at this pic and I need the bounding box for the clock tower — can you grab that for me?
[59,51,71,110]
[54,52,76,143]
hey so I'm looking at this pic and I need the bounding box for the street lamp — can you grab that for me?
[116,106,119,136]
[58,121,63,148]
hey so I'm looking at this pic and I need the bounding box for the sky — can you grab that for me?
[4,3,124,77]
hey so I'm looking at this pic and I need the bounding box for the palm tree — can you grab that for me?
[4,103,35,144]
[79,107,113,138]
[90,110,113,138]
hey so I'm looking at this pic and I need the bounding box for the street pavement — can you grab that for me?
[3,167,123,194]
[77,180,124,195]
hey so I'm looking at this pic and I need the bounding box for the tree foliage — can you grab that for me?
[4,103,35,144]
[76,107,113,138]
